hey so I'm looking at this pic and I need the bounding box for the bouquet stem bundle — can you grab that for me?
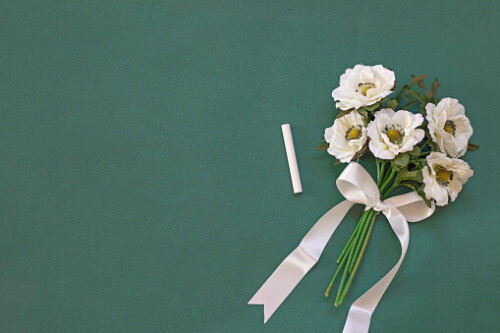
[325,161,397,306]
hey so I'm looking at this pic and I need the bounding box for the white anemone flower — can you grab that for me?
[422,152,473,206]
[367,109,425,159]
[324,111,367,163]
[332,64,395,110]
[425,97,473,158]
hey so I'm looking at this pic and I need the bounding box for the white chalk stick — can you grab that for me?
[281,124,303,194]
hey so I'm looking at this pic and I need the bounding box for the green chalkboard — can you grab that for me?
[1,1,499,332]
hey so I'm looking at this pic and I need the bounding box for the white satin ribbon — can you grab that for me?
[249,162,434,332]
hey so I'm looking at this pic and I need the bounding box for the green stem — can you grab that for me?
[339,212,377,304]
[376,163,380,183]
[343,215,367,268]
[328,209,371,296]
[399,100,417,110]
[380,164,392,186]
[325,247,350,297]
[335,241,355,306]
[377,162,386,187]
[348,209,375,272]
[381,182,399,200]
[336,210,369,263]
[379,167,396,193]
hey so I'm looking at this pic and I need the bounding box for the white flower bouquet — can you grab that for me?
[318,64,478,305]
[249,64,478,332]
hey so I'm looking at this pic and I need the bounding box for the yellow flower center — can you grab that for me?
[386,128,402,144]
[443,120,456,135]
[357,82,376,96]
[434,167,453,185]
[346,127,361,140]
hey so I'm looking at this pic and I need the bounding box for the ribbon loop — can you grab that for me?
[249,162,434,332]
[336,163,381,208]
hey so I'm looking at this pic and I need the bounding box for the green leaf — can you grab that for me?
[424,131,437,151]
[399,100,418,110]
[420,104,428,117]
[336,108,354,119]
[431,78,441,98]
[411,74,430,97]
[400,181,432,208]
[357,109,369,121]
[395,84,410,103]
[467,142,480,151]
[402,91,416,105]
[400,180,419,191]
[360,98,388,112]
[396,167,423,182]
[315,143,329,151]
[409,146,421,156]
[410,74,427,87]
[387,99,398,110]
[415,185,432,208]
[407,157,427,170]
[391,81,398,91]
[365,102,380,112]
[393,153,410,167]
[406,89,425,103]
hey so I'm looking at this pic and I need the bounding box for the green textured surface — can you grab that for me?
[1,1,499,332]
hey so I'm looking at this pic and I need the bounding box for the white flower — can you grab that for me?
[324,111,367,163]
[426,98,473,158]
[332,64,395,110]
[367,109,425,159]
[422,152,473,206]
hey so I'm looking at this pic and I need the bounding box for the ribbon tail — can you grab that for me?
[248,247,316,323]
[249,200,354,323]
[343,206,410,333]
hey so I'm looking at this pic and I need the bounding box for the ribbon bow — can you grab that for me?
[249,162,434,333]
